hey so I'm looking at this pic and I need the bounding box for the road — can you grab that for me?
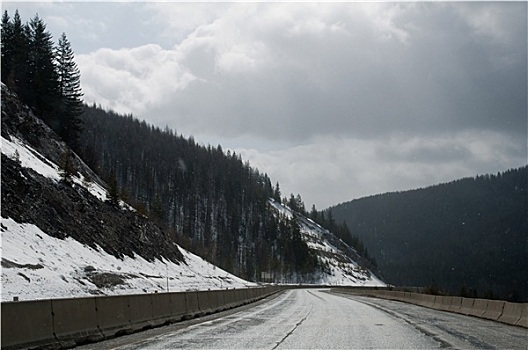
[79,289,527,349]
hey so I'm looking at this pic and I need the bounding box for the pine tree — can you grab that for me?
[1,10,31,96]
[106,171,120,206]
[310,204,318,221]
[56,32,84,149]
[1,11,13,79]
[59,149,76,185]
[273,182,281,203]
[27,14,59,123]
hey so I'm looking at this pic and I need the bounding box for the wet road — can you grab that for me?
[80,289,526,349]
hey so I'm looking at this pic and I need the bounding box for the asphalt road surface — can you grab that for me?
[79,289,527,349]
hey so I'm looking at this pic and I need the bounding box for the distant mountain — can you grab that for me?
[329,167,528,301]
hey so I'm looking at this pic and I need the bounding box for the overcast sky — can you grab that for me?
[4,1,527,209]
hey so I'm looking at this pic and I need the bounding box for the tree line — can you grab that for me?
[78,105,321,281]
[1,10,83,149]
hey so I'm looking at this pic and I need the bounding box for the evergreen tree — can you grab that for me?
[310,204,318,221]
[1,10,31,96]
[59,149,76,185]
[2,10,84,149]
[1,11,13,79]
[273,181,281,203]
[106,171,120,206]
[295,194,305,214]
[27,14,59,123]
[287,193,297,211]
[56,32,84,149]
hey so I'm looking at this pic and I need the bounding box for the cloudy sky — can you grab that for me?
[4,1,527,209]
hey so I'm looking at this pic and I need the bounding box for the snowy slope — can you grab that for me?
[1,134,256,302]
[3,134,117,206]
[1,217,254,302]
[269,200,385,287]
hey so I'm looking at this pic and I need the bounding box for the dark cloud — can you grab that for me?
[134,2,526,146]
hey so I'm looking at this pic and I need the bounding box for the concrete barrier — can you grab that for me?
[249,288,256,300]
[409,293,436,308]
[498,301,523,326]
[170,291,189,321]
[448,297,463,313]
[482,300,505,321]
[436,296,451,312]
[254,288,261,300]
[516,304,528,328]
[330,287,528,329]
[150,292,175,326]
[234,288,248,306]
[1,299,54,350]
[197,290,220,315]
[431,295,444,309]
[384,291,405,302]
[469,299,489,318]
[459,298,475,316]
[224,289,238,309]
[4,286,524,350]
[211,289,226,311]
[127,294,155,332]
[1,287,285,350]
[185,291,202,318]
[95,295,132,337]
[51,297,103,347]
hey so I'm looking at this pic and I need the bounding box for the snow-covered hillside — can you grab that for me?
[269,200,385,287]
[1,133,255,302]
[1,217,255,302]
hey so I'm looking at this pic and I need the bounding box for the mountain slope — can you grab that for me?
[1,217,253,301]
[77,104,382,284]
[330,168,527,301]
[1,84,255,301]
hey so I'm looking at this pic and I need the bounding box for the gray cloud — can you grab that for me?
[140,2,525,143]
[3,2,526,208]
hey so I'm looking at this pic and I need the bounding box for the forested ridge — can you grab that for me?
[330,167,528,301]
[78,105,321,281]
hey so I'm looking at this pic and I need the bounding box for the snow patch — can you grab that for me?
[0,217,256,302]
[1,135,133,208]
[1,135,60,181]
